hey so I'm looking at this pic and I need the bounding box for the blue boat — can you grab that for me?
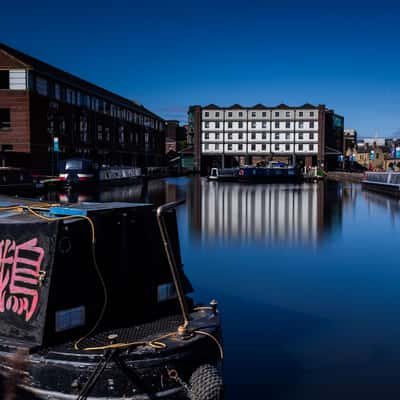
[238,162,302,183]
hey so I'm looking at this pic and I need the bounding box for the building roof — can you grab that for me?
[199,103,323,110]
[0,42,163,120]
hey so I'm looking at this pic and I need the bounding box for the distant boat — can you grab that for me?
[238,162,302,183]
[0,167,43,192]
[208,167,240,181]
[362,171,400,197]
[58,158,142,187]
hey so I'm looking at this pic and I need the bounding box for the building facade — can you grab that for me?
[343,129,357,154]
[0,43,165,174]
[188,103,344,174]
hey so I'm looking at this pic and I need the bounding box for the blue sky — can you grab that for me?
[1,0,400,137]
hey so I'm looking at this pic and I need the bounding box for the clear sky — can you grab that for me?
[1,0,400,137]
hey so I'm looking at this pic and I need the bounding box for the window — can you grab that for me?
[275,144,279,151]
[205,144,209,150]
[228,112,232,117]
[216,133,220,139]
[66,88,75,104]
[36,77,48,96]
[275,112,279,117]
[251,122,256,128]
[215,121,220,128]
[205,122,210,128]
[299,121,304,128]
[105,127,110,142]
[238,144,243,150]
[228,144,233,150]
[215,112,219,117]
[205,133,209,139]
[299,111,303,117]
[215,144,220,150]
[275,121,279,129]
[285,122,290,129]
[238,111,243,117]
[54,83,61,100]
[97,124,103,141]
[251,133,256,140]
[310,111,314,117]
[205,112,209,117]
[239,133,243,139]
[251,144,256,151]
[262,133,267,139]
[262,144,266,151]
[262,112,267,117]
[251,112,256,117]
[309,144,314,151]
[0,71,9,89]
[275,133,279,140]
[299,133,304,140]
[228,122,232,128]
[228,133,232,140]
[310,121,314,128]
[299,144,303,151]
[262,121,267,128]
[309,132,314,140]
[286,111,290,117]
[238,121,243,128]
[0,109,11,129]
[285,144,290,151]
[285,132,290,140]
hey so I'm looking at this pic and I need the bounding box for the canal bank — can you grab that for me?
[327,171,363,183]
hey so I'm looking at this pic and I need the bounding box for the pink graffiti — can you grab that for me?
[0,238,44,322]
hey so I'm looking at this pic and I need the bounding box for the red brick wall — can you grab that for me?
[0,90,30,153]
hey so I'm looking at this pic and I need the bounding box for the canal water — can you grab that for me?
[43,177,400,399]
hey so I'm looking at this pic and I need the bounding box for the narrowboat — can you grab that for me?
[0,167,43,193]
[0,199,223,399]
[208,168,240,181]
[362,171,400,197]
[58,158,142,188]
[238,162,302,183]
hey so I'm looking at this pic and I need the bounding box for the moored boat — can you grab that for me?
[58,158,142,188]
[208,167,240,181]
[238,162,302,183]
[362,171,400,197]
[0,199,223,399]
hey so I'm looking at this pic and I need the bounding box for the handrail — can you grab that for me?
[156,200,190,331]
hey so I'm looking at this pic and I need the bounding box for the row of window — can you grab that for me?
[204,121,316,129]
[204,132,316,140]
[204,143,316,151]
[34,75,163,130]
[204,110,316,118]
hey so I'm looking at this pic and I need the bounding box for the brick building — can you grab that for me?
[0,43,166,174]
[188,103,344,174]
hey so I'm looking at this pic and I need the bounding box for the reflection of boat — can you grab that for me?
[0,199,223,399]
[238,163,302,183]
[59,158,142,187]
[362,171,400,197]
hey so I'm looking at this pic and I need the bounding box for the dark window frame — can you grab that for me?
[0,109,11,129]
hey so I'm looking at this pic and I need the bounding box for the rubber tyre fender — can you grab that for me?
[189,364,224,400]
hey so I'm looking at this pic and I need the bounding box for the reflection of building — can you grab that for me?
[0,43,166,174]
[188,103,344,174]
[188,178,342,245]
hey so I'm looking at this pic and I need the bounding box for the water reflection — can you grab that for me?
[187,180,343,245]
[44,178,346,246]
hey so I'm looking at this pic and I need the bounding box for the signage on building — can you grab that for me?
[396,147,400,159]
[338,155,344,162]
[53,137,59,153]
[370,150,375,161]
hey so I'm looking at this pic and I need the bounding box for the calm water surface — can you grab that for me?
[45,177,400,399]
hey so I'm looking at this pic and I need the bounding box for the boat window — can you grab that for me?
[65,160,84,170]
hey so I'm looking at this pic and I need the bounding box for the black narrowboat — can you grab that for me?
[0,199,223,399]
[238,163,302,183]
[58,158,142,188]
